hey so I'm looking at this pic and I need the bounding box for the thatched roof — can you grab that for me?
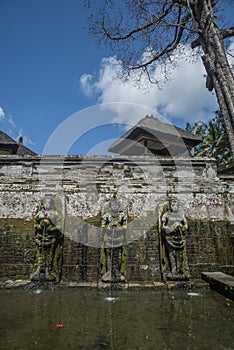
[108,115,202,156]
[0,130,37,155]
[0,130,17,144]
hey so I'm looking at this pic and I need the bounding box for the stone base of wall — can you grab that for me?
[1,218,233,283]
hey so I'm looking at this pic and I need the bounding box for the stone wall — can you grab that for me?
[0,155,233,283]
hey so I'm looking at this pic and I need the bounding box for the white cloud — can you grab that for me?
[8,114,16,128]
[80,45,219,126]
[17,128,35,146]
[0,106,5,121]
[80,73,94,96]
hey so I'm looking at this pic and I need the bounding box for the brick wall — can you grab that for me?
[0,155,233,282]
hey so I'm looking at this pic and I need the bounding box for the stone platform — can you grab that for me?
[201,272,234,300]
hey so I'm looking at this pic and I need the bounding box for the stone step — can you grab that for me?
[201,271,234,300]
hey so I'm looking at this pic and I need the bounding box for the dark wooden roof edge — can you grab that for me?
[137,115,202,141]
[108,115,202,153]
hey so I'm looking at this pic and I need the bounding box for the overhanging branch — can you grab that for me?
[221,27,234,39]
[102,3,174,41]
[130,17,186,70]
[192,26,234,49]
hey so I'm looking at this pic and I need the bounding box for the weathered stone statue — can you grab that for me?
[160,196,190,281]
[30,198,63,282]
[100,194,127,283]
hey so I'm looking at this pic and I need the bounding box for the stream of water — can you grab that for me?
[0,288,233,350]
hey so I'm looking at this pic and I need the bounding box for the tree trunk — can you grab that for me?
[191,0,234,156]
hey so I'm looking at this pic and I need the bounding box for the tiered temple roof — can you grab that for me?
[108,115,201,156]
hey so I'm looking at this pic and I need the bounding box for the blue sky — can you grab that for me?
[0,0,233,155]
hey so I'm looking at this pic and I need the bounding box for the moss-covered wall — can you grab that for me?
[0,217,233,282]
[0,155,234,283]
[0,218,34,280]
[186,220,234,277]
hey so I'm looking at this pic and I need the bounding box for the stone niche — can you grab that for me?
[0,155,233,284]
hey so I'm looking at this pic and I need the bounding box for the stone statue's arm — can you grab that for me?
[162,213,183,234]
[47,212,63,232]
[119,212,127,226]
[35,238,42,247]
[102,213,111,226]
[161,213,171,234]
[181,215,188,232]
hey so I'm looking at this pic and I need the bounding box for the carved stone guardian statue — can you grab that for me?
[30,197,63,282]
[100,194,127,283]
[159,196,190,281]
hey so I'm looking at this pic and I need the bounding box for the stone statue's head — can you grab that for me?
[168,195,179,212]
[36,201,45,210]
[33,201,47,220]
[109,193,120,214]
[43,195,55,210]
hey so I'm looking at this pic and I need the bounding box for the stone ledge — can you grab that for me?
[201,272,234,300]
[1,279,30,289]
[57,281,165,290]
[0,279,209,290]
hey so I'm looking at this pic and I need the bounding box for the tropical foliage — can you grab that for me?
[86,0,234,156]
[186,111,232,165]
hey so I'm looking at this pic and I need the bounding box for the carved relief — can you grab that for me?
[30,197,63,282]
[159,196,190,281]
[100,194,127,283]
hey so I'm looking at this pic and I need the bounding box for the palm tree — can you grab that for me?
[186,111,232,165]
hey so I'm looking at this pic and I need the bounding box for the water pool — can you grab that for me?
[0,288,233,350]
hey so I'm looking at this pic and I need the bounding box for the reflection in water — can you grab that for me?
[0,289,233,350]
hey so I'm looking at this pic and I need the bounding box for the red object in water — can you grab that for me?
[56,323,63,328]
